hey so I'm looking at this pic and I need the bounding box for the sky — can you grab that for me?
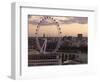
[28,15,88,37]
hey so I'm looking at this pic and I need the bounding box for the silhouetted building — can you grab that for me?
[43,33,45,38]
[77,34,83,39]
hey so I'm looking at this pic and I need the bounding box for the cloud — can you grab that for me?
[29,19,57,26]
[60,17,88,24]
[28,16,88,26]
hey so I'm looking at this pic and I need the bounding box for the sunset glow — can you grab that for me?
[28,16,88,37]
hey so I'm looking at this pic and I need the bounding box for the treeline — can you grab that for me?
[59,46,87,53]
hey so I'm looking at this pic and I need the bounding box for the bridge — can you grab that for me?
[28,52,81,66]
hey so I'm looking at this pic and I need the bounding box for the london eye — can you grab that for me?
[35,16,62,54]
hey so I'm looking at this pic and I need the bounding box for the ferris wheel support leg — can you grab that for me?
[40,39,47,54]
[40,42,45,53]
[43,39,47,54]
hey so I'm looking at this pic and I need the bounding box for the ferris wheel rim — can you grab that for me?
[35,16,62,53]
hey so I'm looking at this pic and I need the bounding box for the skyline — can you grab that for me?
[28,15,88,37]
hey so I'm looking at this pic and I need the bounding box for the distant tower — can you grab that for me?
[43,33,45,38]
[77,34,83,39]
